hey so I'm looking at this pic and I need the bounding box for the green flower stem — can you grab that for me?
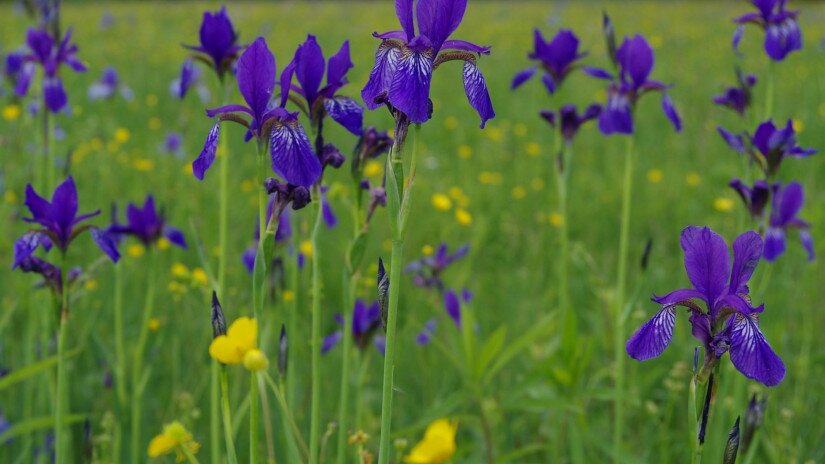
[309,189,324,464]
[113,262,126,462]
[55,252,69,463]
[263,372,309,463]
[689,376,703,464]
[220,367,238,464]
[552,135,575,346]
[181,443,203,464]
[256,374,277,464]
[250,371,259,464]
[43,108,55,192]
[335,275,358,464]
[377,123,417,464]
[286,239,299,413]
[612,133,636,462]
[253,139,268,322]
[130,249,158,463]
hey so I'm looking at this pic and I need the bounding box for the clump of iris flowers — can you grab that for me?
[107,195,187,250]
[14,27,86,113]
[321,300,384,355]
[626,226,785,386]
[733,0,803,61]
[718,119,815,178]
[713,68,757,116]
[511,29,587,93]
[405,243,469,291]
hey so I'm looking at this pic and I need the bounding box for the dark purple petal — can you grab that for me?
[178,58,195,99]
[321,331,343,354]
[763,227,785,262]
[395,0,415,41]
[242,246,256,273]
[540,73,556,94]
[43,76,67,113]
[321,194,337,229]
[582,66,613,80]
[680,226,730,306]
[270,117,321,187]
[51,177,79,239]
[295,35,325,105]
[764,18,802,61]
[164,227,188,249]
[24,184,51,222]
[511,67,536,90]
[14,63,35,97]
[462,60,495,128]
[441,39,490,54]
[718,127,747,153]
[198,6,238,71]
[651,288,706,306]
[661,94,682,132]
[443,289,461,328]
[689,311,712,347]
[729,231,763,294]
[626,306,676,361]
[799,230,814,261]
[193,123,220,180]
[729,314,785,386]
[733,25,745,57]
[12,231,48,269]
[327,40,353,86]
[388,40,434,123]
[771,182,803,226]
[751,120,776,157]
[206,104,253,118]
[237,37,276,122]
[416,0,467,51]
[361,42,401,110]
[324,96,363,135]
[617,35,654,89]
[598,91,633,135]
[90,228,120,263]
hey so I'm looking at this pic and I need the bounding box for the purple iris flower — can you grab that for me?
[15,28,87,113]
[729,178,770,219]
[193,37,320,187]
[183,6,241,80]
[405,242,469,290]
[733,0,802,61]
[320,186,337,229]
[764,182,814,262]
[242,199,293,274]
[162,132,183,157]
[361,0,495,128]
[718,119,815,177]
[172,58,210,102]
[512,29,586,94]
[108,195,187,249]
[626,226,785,387]
[443,288,462,328]
[87,67,133,101]
[539,104,602,143]
[415,319,437,346]
[585,35,681,135]
[4,50,25,82]
[712,69,757,116]
[321,299,384,354]
[283,35,363,136]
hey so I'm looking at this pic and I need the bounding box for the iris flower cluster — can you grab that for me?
[14,27,86,113]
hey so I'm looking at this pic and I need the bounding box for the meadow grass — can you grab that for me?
[1,1,824,462]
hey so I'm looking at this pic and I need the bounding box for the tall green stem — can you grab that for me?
[250,372,259,464]
[377,123,415,464]
[335,276,357,464]
[220,367,238,464]
[43,108,54,192]
[309,191,324,464]
[689,376,703,464]
[763,61,775,121]
[553,135,574,345]
[131,249,158,463]
[113,263,126,462]
[612,134,635,462]
[55,252,69,463]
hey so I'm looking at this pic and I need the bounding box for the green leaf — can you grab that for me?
[0,414,86,442]
[347,232,368,272]
[188,220,219,291]
[482,315,557,386]
[385,155,402,238]
[0,349,79,391]
[474,326,506,381]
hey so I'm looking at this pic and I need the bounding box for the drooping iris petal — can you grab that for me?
[540,73,556,95]
[270,117,321,187]
[581,66,613,80]
[324,96,364,135]
[443,289,461,328]
[90,227,120,262]
[661,93,682,132]
[43,76,68,112]
[598,91,633,135]
[295,35,325,105]
[361,42,401,110]
[321,194,337,229]
[772,182,804,225]
[177,58,195,99]
[236,37,276,122]
[799,230,814,261]
[193,123,221,180]
[680,226,731,308]
[626,306,676,361]
[12,231,48,269]
[511,67,536,89]
[462,60,495,128]
[321,331,343,354]
[14,63,36,97]
[651,288,706,306]
[388,39,434,123]
[164,226,188,249]
[717,127,747,153]
[763,227,786,262]
[764,18,802,61]
[728,314,785,386]
[732,25,745,56]
[729,231,763,294]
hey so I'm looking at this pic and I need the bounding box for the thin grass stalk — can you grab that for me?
[309,190,324,464]
[612,133,635,461]
[130,249,158,463]
[250,371,259,464]
[220,367,238,464]
[335,277,356,464]
[113,262,126,462]
[55,252,69,463]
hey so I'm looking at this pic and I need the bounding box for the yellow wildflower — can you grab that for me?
[182,164,193,175]
[404,419,458,464]
[792,118,804,133]
[114,128,130,144]
[431,193,452,211]
[443,116,459,130]
[2,104,21,121]
[457,145,472,159]
[714,197,735,213]
[686,172,701,187]
[478,171,502,185]
[127,244,145,258]
[148,117,162,130]
[4,191,18,204]
[147,421,200,461]
[191,268,209,287]
[422,244,434,256]
[133,159,155,171]
[511,186,526,200]
[84,279,98,291]
[157,237,171,250]
[148,318,161,331]
[364,160,383,177]
[171,263,189,278]
[549,212,564,227]
[525,142,541,157]
[646,169,664,184]
[300,240,313,258]
[282,290,295,302]
[209,317,268,371]
[455,208,472,226]
[146,94,158,107]
[447,187,464,200]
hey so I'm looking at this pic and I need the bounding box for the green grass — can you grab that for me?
[1,1,824,463]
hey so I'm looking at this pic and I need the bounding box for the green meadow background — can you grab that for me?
[1,1,824,462]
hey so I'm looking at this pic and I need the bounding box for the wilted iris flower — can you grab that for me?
[729,178,770,219]
[321,299,384,354]
[586,34,681,135]
[361,0,494,127]
[405,243,469,290]
[182,6,241,81]
[718,119,815,177]
[713,69,757,116]
[87,67,133,101]
[512,29,586,93]
[193,37,320,187]
[108,195,187,249]
[15,28,86,112]
[284,35,363,136]
[733,0,802,61]
[764,182,813,261]
[626,226,785,386]
[539,104,602,144]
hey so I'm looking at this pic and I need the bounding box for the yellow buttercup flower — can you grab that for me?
[455,208,472,226]
[646,169,664,184]
[457,145,472,159]
[191,268,209,287]
[147,421,200,461]
[404,418,458,464]
[685,172,701,187]
[282,290,295,302]
[114,127,130,144]
[300,240,313,258]
[431,193,452,211]
[422,244,434,256]
[171,262,189,278]
[127,244,145,258]
[714,197,735,213]
[364,160,383,177]
[148,318,161,331]
[2,104,21,121]
[209,317,267,371]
